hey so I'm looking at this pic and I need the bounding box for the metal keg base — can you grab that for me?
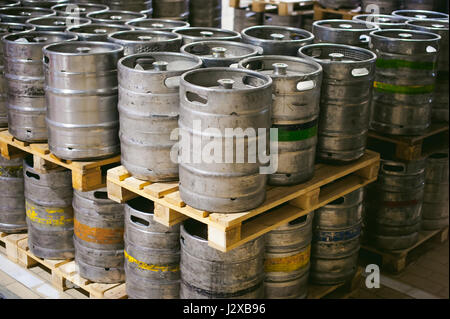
[7,128,48,144]
[373,232,419,251]
[180,281,264,299]
[125,273,180,299]
[76,258,125,284]
[48,145,120,162]
[121,161,179,183]
[432,109,449,123]
[0,223,27,234]
[370,121,428,136]
[28,240,75,260]
[421,218,449,231]
[264,271,309,299]
[310,267,357,286]
[317,148,365,164]
[268,170,314,186]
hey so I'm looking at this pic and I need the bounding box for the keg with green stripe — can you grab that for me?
[369,29,440,135]
[239,56,322,185]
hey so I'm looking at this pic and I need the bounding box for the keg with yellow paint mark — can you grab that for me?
[264,212,313,299]
[24,156,74,259]
[124,197,180,299]
[73,188,125,283]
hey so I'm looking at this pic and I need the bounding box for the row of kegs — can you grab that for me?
[0,152,365,298]
[318,0,445,12]
[0,0,221,27]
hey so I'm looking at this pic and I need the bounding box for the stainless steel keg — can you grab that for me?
[126,18,189,31]
[124,197,180,299]
[174,27,241,45]
[103,0,149,12]
[361,0,402,14]
[369,29,440,135]
[87,10,146,24]
[392,9,449,21]
[353,14,409,29]
[313,19,379,49]
[264,213,313,299]
[0,1,20,6]
[182,40,262,67]
[241,25,314,56]
[66,23,133,41]
[44,41,124,160]
[25,16,91,31]
[310,188,363,285]
[24,156,74,260]
[239,55,322,185]
[108,30,182,55]
[178,67,272,213]
[21,0,68,8]
[318,0,360,9]
[118,52,202,182]
[422,152,449,230]
[3,31,77,143]
[0,156,26,233]
[365,159,425,250]
[0,7,56,23]
[152,0,188,21]
[73,188,125,283]
[189,0,221,28]
[298,43,376,163]
[0,22,35,128]
[407,19,449,123]
[180,219,265,299]
[51,2,109,17]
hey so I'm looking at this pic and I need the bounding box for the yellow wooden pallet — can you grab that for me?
[367,123,449,162]
[313,2,361,20]
[0,232,127,299]
[0,129,120,192]
[107,150,380,252]
[230,0,314,15]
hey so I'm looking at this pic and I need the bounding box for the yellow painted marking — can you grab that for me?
[124,250,179,273]
[264,245,311,273]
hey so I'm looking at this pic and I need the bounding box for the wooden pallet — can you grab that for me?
[107,150,380,252]
[0,232,127,299]
[313,2,361,20]
[0,129,121,191]
[360,227,449,274]
[367,123,449,161]
[307,267,362,299]
[230,0,314,15]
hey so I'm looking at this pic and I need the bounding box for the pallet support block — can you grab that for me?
[107,180,137,203]
[208,224,242,250]
[154,203,188,226]
[289,188,320,209]
[395,143,422,161]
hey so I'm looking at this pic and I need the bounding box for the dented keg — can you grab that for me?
[392,10,449,21]
[0,7,55,23]
[310,188,363,285]
[66,23,132,41]
[178,68,272,213]
[126,18,189,31]
[174,27,241,45]
[313,19,379,49]
[233,6,263,33]
[369,29,440,135]
[25,16,91,31]
[422,152,449,230]
[181,220,265,299]
[365,159,425,250]
[124,197,180,299]
[242,25,314,56]
[73,188,125,283]
[239,55,322,185]
[0,22,35,128]
[152,0,188,21]
[182,40,262,67]
[3,31,77,143]
[20,0,68,8]
[44,41,124,160]
[264,213,313,299]
[298,43,376,163]
[87,10,146,24]
[353,15,409,29]
[24,156,74,260]
[189,0,221,28]
[361,0,401,14]
[407,19,449,123]
[118,52,202,182]
[318,0,360,9]
[0,156,26,233]
[108,30,182,55]
[51,3,109,17]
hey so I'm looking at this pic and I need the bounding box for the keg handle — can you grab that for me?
[25,171,41,180]
[129,213,151,228]
[359,34,370,44]
[296,80,315,91]
[380,161,406,174]
[351,68,370,77]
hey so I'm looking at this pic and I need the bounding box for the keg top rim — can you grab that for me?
[181,40,263,59]
[174,27,240,39]
[313,19,379,31]
[0,21,35,34]
[0,6,56,15]
[25,16,91,27]
[353,14,409,25]
[119,52,203,73]
[43,40,124,55]
[370,28,442,42]
[298,43,377,63]
[0,0,20,5]
[126,18,190,30]
[50,3,109,12]
[392,9,449,20]
[3,30,78,44]
[108,30,182,42]
[406,19,449,30]
[86,10,146,20]
[66,23,133,34]
[241,25,314,43]
[238,54,323,76]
